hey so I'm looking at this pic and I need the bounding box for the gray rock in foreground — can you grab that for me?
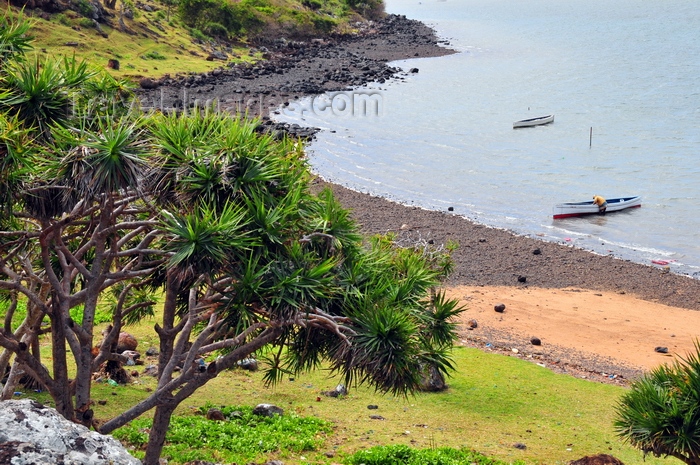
[0,399,141,465]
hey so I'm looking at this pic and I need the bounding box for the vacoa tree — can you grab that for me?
[0,11,466,465]
[615,341,700,465]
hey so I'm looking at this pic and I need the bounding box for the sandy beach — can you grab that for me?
[139,13,700,386]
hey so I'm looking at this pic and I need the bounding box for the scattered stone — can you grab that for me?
[107,58,120,70]
[237,358,259,371]
[517,275,527,283]
[116,332,138,353]
[206,408,225,421]
[369,414,385,420]
[466,319,478,329]
[533,248,541,255]
[0,399,141,464]
[253,403,284,417]
[121,350,140,365]
[143,364,158,377]
[494,303,506,313]
[206,51,228,61]
[367,404,379,409]
[322,383,347,397]
[530,337,541,346]
[447,206,454,211]
[654,346,668,353]
[569,454,625,465]
[513,442,527,450]
[409,67,419,73]
[145,347,159,356]
[139,77,159,89]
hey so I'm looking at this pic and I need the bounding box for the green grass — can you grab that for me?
[21,341,663,465]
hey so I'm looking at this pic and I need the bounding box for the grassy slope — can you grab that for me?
[80,338,665,465]
[8,0,358,80]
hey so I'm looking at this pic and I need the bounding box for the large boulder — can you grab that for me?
[0,399,141,464]
[418,363,447,392]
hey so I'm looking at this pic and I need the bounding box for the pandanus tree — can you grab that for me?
[0,11,465,465]
[615,341,700,465]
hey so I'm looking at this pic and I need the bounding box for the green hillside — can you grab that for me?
[4,0,382,79]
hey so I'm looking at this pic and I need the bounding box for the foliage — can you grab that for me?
[0,8,33,64]
[177,0,349,40]
[345,445,526,465]
[178,0,265,37]
[0,11,462,465]
[615,341,700,464]
[343,0,384,20]
[0,54,96,139]
[114,404,333,463]
[142,50,167,60]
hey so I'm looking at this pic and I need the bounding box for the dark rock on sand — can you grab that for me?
[494,303,506,313]
[530,337,541,346]
[654,346,669,353]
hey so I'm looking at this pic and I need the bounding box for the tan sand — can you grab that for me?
[448,285,700,380]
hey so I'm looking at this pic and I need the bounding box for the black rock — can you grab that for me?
[655,346,669,353]
[517,276,527,283]
[494,303,506,313]
[533,248,541,255]
[252,403,284,417]
[367,404,379,410]
[530,337,541,346]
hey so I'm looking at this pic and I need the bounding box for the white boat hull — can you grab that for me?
[513,114,554,128]
[553,196,642,219]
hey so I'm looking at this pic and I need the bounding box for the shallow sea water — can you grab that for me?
[274,0,700,277]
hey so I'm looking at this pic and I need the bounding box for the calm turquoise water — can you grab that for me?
[275,0,700,277]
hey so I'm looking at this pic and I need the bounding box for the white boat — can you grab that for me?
[513,114,554,128]
[552,196,642,219]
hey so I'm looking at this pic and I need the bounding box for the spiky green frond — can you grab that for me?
[163,201,257,280]
[615,340,700,462]
[58,117,149,198]
[0,8,33,64]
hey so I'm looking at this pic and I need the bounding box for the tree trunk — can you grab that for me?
[49,295,75,420]
[0,360,24,399]
[143,401,177,465]
[157,273,178,378]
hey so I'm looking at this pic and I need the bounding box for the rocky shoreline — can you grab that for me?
[137,14,454,139]
[139,12,700,384]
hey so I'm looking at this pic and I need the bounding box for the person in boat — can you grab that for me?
[593,195,607,214]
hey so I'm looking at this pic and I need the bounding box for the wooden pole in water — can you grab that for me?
[589,127,593,147]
